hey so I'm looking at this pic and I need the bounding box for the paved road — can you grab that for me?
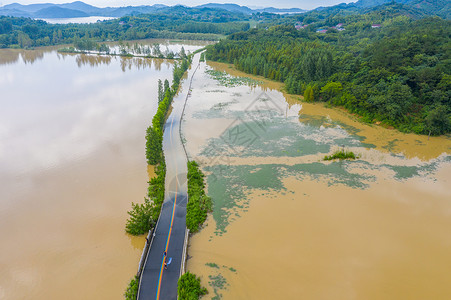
[138,54,201,300]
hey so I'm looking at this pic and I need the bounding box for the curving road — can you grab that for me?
[137,53,201,300]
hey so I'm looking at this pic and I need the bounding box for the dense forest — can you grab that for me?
[207,5,451,135]
[0,6,256,48]
[0,1,450,135]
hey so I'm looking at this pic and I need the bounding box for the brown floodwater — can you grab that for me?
[0,41,209,299]
[182,61,451,299]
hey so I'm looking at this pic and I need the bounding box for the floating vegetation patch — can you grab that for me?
[206,69,262,87]
[205,164,284,235]
[383,139,400,152]
[210,99,238,111]
[299,113,376,149]
[203,264,238,299]
[205,89,227,93]
[206,262,220,269]
[208,273,229,300]
[380,157,449,180]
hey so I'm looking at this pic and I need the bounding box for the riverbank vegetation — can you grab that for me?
[186,161,212,233]
[178,272,208,300]
[126,56,191,236]
[124,276,139,300]
[206,7,451,136]
[59,41,189,60]
[0,6,254,48]
[324,150,357,161]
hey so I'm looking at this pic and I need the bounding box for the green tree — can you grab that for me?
[125,198,154,235]
[178,272,207,300]
[425,105,451,136]
[124,276,139,300]
[320,81,343,102]
[158,79,164,103]
[146,126,163,165]
[304,85,314,102]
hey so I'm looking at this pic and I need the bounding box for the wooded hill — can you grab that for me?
[207,5,450,135]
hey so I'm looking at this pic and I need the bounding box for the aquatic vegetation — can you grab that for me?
[178,272,208,300]
[324,149,357,161]
[206,262,220,269]
[206,69,262,87]
[208,273,228,300]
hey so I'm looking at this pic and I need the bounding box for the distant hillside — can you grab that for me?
[255,7,306,14]
[349,0,450,18]
[34,6,88,18]
[408,0,450,19]
[196,3,253,14]
[0,1,306,19]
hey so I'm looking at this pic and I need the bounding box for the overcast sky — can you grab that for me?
[0,0,355,10]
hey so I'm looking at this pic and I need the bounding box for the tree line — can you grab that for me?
[0,6,254,49]
[125,56,191,236]
[206,10,451,135]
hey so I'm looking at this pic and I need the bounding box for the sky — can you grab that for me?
[0,0,355,10]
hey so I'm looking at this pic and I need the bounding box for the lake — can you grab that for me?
[0,40,209,299]
[183,61,451,299]
[39,16,116,24]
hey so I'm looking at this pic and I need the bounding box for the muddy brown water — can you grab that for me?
[0,41,208,299]
[183,61,451,299]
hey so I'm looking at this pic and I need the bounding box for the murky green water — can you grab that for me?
[184,61,451,299]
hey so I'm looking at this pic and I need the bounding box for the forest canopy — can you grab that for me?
[206,10,451,135]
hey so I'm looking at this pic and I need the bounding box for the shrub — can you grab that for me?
[324,149,357,161]
[178,272,207,300]
[186,161,212,233]
[124,276,139,300]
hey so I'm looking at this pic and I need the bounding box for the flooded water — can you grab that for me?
[0,41,208,299]
[183,62,451,299]
[40,16,116,24]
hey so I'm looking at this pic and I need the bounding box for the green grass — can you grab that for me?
[324,149,357,161]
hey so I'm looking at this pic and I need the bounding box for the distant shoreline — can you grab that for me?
[38,16,116,24]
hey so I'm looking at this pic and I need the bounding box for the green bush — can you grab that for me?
[186,161,212,233]
[126,160,166,235]
[178,272,207,300]
[324,150,357,161]
[124,275,139,300]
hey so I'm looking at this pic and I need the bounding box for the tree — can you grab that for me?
[158,79,164,103]
[179,46,187,58]
[146,126,163,165]
[385,82,413,122]
[125,198,154,235]
[425,105,451,136]
[304,85,314,102]
[164,79,170,95]
[178,272,207,300]
[320,81,343,102]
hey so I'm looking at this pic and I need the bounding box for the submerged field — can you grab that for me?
[183,61,451,299]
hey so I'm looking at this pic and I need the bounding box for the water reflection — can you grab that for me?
[0,49,45,65]
[0,46,178,299]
